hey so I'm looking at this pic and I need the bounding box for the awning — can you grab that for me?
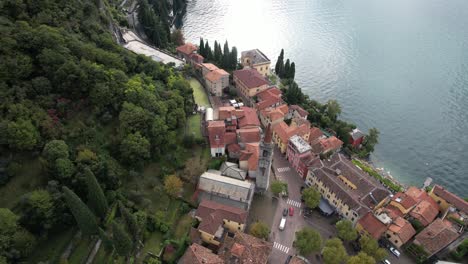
[318,198,335,215]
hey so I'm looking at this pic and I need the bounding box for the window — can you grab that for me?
[351,217,355,221]
[345,212,348,216]
[394,240,398,244]
[238,226,241,230]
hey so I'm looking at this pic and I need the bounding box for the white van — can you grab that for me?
[279,217,286,231]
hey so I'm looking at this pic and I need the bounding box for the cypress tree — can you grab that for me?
[205,40,213,61]
[99,227,114,252]
[214,41,222,63]
[223,41,230,69]
[290,62,296,80]
[112,221,133,257]
[199,38,205,57]
[230,46,238,70]
[275,49,284,74]
[62,186,98,236]
[119,202,140,243]
[84,167,108,219]
[283,59,291,79]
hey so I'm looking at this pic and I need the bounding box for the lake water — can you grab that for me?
[181,0,468,196]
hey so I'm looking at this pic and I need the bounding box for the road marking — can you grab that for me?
[273,242,290,254]
[277,167,290,173]
[286,199,302,208]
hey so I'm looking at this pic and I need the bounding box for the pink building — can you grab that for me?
[286,135,313,179]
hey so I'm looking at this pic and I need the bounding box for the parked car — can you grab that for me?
[289,207,294,216]
[382,260,391,264]
[283,208,288,217]
[285,255,293,264]
[389,247,400,258]
[279,217,286,231]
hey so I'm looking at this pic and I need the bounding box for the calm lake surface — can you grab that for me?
[181,0,468,196]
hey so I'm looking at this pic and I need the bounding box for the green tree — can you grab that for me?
[361,128,380,154]
[293,227,322,255]
[336,220,358,241]
[119,202,140,243]
[326,100,342,121]
[18,190,55,233]
[62,187,98,236]
[120,132,150,164]
[270,180,286,196]
[302,187,321,209]
[164,174,183,197]
[54,158,75,179]
[283,59,290,79]
[249,221,270,240]
[43,140,69,162]
[323,238,348,264]
[84,168,108,219]
[99,228,113,252]
[275,49,284,75]
[289,62,296,80]
[347,252,375,264]
[205,40,213,61]
[11,228,37,258]
[230,46,238,70]
[119,102,151,135]
[0,208,19,253]
[170,29,184,46]
[7,119,39,150]
[112,221,133,257]
[359,235,387,262]
[199,38,205,57]
[222,40,230,69]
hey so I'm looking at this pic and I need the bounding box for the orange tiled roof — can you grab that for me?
[433,185,468,214]
[318,136,343,153]
[218,232,273,264]
[178,243,223,264]
[195,200,248,235]
[205,69,229,83]
[237,128,261,143]
[409,200,439,226]
[202,63,219,71]
[238,107,260,128]
[255,87,283,110]
[233,68,268,89]
[309,127,324,144]
[289,105,309,117]
[176,43,197,55]
[207,121,225,148]
[357,212,388,239]
[392,192,418,210]
[240,143,259,171]
[413,218,459,256]
[388,217,416,244]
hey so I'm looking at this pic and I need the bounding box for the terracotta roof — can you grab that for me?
[255,87,283,110]
[385,204,405,219]
[260,107,287,123]
[202,63,219,71]
[188,53,204,63]
[238,107,260,128]
[225,132,237,145]
[278,104,289,114]
[178,243,223,264]
[218,232,273,264]
[433,185,468,214]
[392,192,418,210]
[195,200,248,235]
[406,187,428,202]
[176,43,197,55]
[387,217,416,244]
[264,125,273,144]
[309,127,324,144]
[207,121,225,148]
[218,106,237,120]
[237,128,261,143]
[289,105,309,117]
[357,212,388,239]
[205,69,229,83]
[240,143,259,171]
[413,218,460,257]
[227,143,241,153]
[273,121,291,143]
[233,68,268,89]
[409,199,439,226]
[320,136,343,152]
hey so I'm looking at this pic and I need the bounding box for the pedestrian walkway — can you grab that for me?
[273,242,290,254]
[286,199,302,208]
[277,167,290,173]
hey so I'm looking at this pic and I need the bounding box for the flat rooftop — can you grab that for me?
[289,135,312,153]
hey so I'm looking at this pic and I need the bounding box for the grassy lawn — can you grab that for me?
[28,228,75,263]
[187,114,202,139]
[189,78,210,107]
[137,231,164,263]
[174,214,193,239]
[68,237,93,264]
[0,156,45,208]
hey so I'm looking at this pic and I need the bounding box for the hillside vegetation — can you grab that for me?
[0,0,197,263]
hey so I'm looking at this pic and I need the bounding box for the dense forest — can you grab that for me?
[0,0,196,263]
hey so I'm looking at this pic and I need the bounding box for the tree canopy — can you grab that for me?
[322,238,348,264]
[336,220,358,241]
[293,227,322,255]
[347,252,375,264]
[270,180,287,196]
[302,187,321,208]
[249,221,270,240]
[359,235,387,262]
[164,175,183,197]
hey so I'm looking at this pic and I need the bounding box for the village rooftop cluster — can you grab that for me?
[174,42,467,263]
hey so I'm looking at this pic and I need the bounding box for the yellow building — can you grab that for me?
[241,49,271,77]
[388,192,417,215]
[305,153,391,224]
[272,120,310,154]
[429,184,468,216]
[233,68,269,100]
[194,200,248,246]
